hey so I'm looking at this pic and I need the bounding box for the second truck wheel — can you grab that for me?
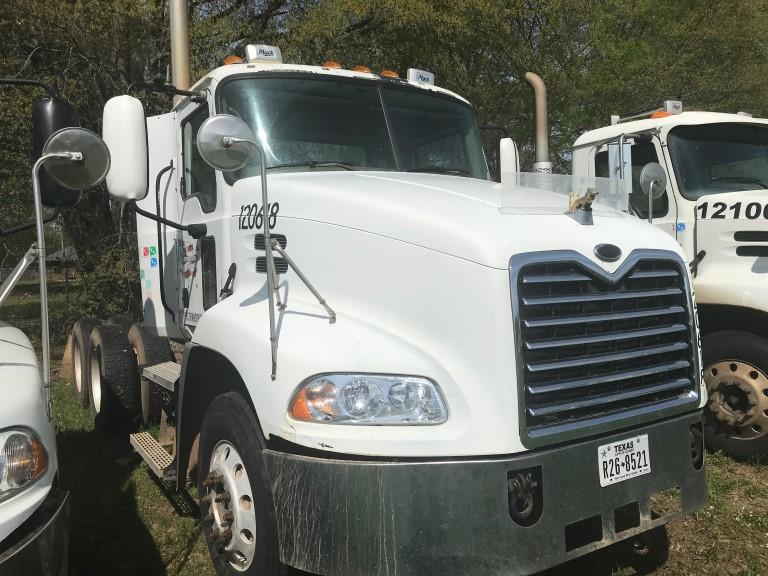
[703,330,768,460]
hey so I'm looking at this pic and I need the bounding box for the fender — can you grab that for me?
[695,272,768,316]
[176,343,263,490]
[698,303,768,340]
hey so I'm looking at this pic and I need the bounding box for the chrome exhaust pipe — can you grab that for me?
[170,0,191,91]
[525,72,552,174]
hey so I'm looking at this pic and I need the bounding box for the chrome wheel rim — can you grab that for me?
[90,348,102,413]
[704,359,768,439]
[203,441,257,571]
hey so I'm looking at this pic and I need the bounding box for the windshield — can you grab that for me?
[217,75,489,180]
[668,123,768,199]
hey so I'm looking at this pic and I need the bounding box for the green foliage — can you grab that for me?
[280,0,768,170]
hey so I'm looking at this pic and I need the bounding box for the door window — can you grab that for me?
[596,140,668,218]
[182,106,217,213]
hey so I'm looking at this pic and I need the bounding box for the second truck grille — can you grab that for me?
[515,254,696,439]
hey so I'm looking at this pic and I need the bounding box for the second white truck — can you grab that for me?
[574,103,768,459]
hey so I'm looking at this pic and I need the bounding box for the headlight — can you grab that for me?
[0,430,48,501]
[289,374,448,425]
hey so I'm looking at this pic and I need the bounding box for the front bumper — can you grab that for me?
[0,489,69,576]
[265,411,707,576]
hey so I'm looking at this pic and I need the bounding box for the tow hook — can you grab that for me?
[507,467,543,526]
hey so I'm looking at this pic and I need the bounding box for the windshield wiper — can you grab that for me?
[268,161,358,171]
[710,176,768,189]
[406,166,470,177]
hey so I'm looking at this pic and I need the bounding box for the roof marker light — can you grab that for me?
[245,44,283,64]
[379,69,399,78]
[323,60,343,69]
[224,55,244,65]
[352,65,372,73]
[407,68,434,85]
[650,111,672,119]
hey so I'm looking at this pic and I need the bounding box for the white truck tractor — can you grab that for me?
[0,80,111,574]
[70,6,707,572]
[574,103,768,460]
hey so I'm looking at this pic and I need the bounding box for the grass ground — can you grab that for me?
[5,279,768,575]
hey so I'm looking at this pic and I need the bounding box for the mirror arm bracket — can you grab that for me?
[129,202,207,239]
[128,81,206,103]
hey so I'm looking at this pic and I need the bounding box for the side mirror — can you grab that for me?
[639,162,667,223]
[32,97,82,207]
[499,137,520,176]
[197,114,257,171]
[42,127,111,190]
[102,95,148,201]
[33,126,110,392]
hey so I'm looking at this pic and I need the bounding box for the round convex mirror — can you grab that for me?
[197,114,257,171]
[639,162,667,200]
[42,127,111,190]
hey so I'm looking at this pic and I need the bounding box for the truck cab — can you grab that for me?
[94,48,708,576]
[574,106,768,459]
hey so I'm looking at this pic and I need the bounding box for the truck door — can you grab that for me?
[177,101,227,331]
[595,138,678,237]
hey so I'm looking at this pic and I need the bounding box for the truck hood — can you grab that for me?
[247,171,679,269]
[0,321,38,368]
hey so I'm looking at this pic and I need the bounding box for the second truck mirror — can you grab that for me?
[32,97,82,208]
[639,162,667,223]
[499,138,520,184]
[102,95,148,201]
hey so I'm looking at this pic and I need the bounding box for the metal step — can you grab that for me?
[130,431,176,481]
[143,361,181,391]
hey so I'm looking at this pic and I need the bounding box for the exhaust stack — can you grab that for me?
[525,72,552,174]
[170,0,191,91]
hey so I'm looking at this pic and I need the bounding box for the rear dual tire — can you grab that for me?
[88,325,139,432]
[71,318,99,407]
[127,324,173,425]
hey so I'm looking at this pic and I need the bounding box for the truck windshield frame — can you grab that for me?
[668,122,768,199]
[215,72,490,182]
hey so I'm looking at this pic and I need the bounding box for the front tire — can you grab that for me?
[198,392,281,575]
[703,330,768,460]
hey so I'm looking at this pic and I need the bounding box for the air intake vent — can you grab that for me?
[512,252,698,444]
[736,245,768,257]
[256,257,288,274]
[734,231,768,242]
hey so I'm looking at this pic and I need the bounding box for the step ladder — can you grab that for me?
[142,360,181,391]
[130,360,182,481]
[129,431,177,481]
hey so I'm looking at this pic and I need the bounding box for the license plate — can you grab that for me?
[598,434,651,487]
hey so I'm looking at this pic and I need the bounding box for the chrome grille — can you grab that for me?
[513,253,698,441]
